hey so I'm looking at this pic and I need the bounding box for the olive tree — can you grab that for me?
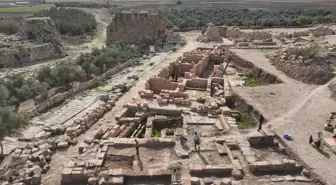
[0,108,28,157]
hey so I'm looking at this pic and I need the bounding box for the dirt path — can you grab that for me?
[232,48,336,185]
[41,32,211,185]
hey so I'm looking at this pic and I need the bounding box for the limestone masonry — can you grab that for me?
[106,10,166,46]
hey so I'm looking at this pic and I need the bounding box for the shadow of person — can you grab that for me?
[182,144,190,151]
[136,154,144,171]
[196,151,209,165]
[316,147,330,158]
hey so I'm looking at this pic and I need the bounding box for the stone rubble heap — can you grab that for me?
[198,23,223,42]
[166,30,186,45]
[309,26,334,37]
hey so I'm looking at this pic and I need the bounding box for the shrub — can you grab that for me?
[0,107,28,156]
[0,18,20,35]
[176,0,182,5]
[76,44,135,78]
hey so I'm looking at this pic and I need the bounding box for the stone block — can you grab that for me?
[57,142,69,149]
[189,163,204,173]
[110,177,124,185]
[301,168,310,177]
[94,159,104,167]
[205,165,233,173]
[98,178,108,185]
[71,170,85,180]
[204,178,213,185]
[61,168,72,180]
[271,176,285,182]
[220,178,232,185]
[245,155,256,164]
[3,169,13,182]
[270,160,283,171]
[295,176,312,182]
[108,168,123,176]
[31,174,41,185]
[190,177,200,185]
[88,177,99,185]
[283,175,295,182]
[231,169,243,180]
[101,145,108,152]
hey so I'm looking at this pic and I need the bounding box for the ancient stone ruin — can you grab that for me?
[223,26,276,48]
[106,9,166,46]
[0,17,66,68]
[198,23,223,42]
[166,30,186,45]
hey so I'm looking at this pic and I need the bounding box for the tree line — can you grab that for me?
[55,2,119,8]
[36,7,97,36]
[163,8,336,29]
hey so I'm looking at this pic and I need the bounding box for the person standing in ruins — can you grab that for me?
[175,65,180,82]
[257,114,264,131]
[193,132,200,151]
[210,83,215,97]
[171,64,176,82]
[135,139,140,155]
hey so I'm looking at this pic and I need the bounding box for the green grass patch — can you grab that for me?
[153,124,165,137]
[244,77,262,87]
[0,5,53,13]
[92,23,105,41]
[233,107,257,129]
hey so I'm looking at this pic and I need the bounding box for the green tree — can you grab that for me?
[0,84,9,106]
[50,63,87,90]
[0,108,28,157]
[176,0,182,5]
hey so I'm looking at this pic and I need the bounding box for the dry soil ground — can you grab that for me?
[231,38,336,184]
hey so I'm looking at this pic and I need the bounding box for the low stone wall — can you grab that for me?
[146,77,178,94]
[238,138,303,174]
[186,78,208,89]
[21,60,134,119]
[188,163,233,176]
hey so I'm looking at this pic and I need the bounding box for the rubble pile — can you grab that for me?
[268,48,335,84]
[198,23,223,42]
[166,30,186,44]
[226,27,243,38]
[309,26,334,37]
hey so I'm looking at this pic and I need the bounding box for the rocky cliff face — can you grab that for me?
[0,17,65,67]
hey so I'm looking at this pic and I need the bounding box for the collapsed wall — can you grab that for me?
[106,10,165,46]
